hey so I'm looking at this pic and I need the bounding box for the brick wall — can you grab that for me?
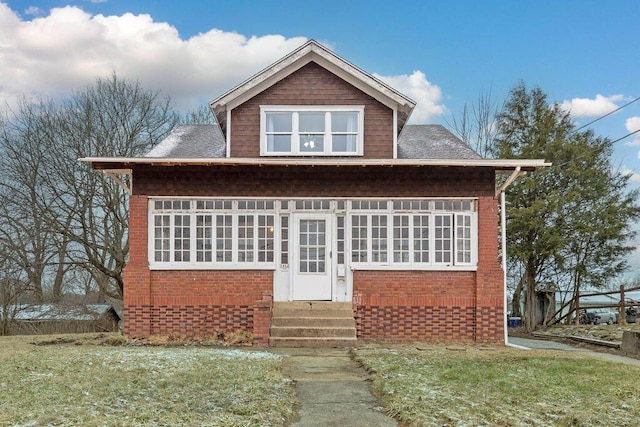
[123,194,274,344]
[353,271,477,342]
[126,165,504,345]
[126,269,273,344]
[230,62,394,158]
[352,195,505,345]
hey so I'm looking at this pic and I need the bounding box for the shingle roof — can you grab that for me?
[12,304,120,321]
[397,125,482,160]
[144,124,480,160]
[145,125,225,158]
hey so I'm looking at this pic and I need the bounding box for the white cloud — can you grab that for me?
[0,3,446,123]
[621,166,640,184]
[559,94,624,117]
[0,3,307,112]
[24,6,42,16]
[625,116,640,146]
[374,71,446,123]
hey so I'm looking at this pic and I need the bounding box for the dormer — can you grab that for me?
[209,40,416,159]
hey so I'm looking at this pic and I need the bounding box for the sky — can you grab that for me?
[1,0,640,276]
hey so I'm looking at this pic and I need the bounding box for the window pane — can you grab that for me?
[300,134,324,152]
[258,215,274,262]
[332,112,358,132]
[299,113,325,132]
[413,215,429,263]
[154,214,171,262]
[196,215,212,262]
[174,215,191,262]
[332,134,357,152]
[371,215,388,262]
[299,219,326,273]
[238,215,254,262]
[351,215,368,262]
[337,216,345,264]
[456,214,472,264]
[266,113,292,132]
[267,134,291,152]
[216,215,232,262]
[393,215,410,263]
[434,214,452,263]
[281,216,289,265]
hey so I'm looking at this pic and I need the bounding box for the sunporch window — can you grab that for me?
[150,200,275,268]
[349,199,476,268]
[261,106,364,156]
[149,198,477,270]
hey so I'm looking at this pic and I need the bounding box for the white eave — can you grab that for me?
[209,40,416,131]
[80,157,550,171]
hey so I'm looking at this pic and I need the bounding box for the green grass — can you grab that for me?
[0,334,296,426]
[354,346,640,426]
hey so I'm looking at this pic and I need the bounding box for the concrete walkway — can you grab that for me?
[271,348,397,427]
[509,336,640,367]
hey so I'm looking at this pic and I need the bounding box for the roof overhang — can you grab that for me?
[209,40,417,134]
[80,157,549,172]
[80,156,549,198]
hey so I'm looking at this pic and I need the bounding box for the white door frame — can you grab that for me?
[290,213,334,301]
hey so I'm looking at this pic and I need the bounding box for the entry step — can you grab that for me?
[270,302,357,348]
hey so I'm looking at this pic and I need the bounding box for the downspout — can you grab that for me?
[501,189,509,345]
[495,166,529,348]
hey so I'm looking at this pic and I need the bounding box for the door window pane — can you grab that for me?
[299,219,326,274]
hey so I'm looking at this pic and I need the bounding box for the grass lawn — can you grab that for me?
[0,334,296,426]
[354,346,640,426]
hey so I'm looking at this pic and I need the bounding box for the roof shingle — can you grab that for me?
[397,125,481,160]
[144,123,480,161]
[145,125,225,158]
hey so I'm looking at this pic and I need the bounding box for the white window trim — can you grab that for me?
[147,197,478,272]
[348,204,478,270]
[148,200,277,270]
[260,105,365,156]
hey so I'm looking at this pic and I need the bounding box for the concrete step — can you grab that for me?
[272,302,353,318]
[270,326,357,338]
[271,317,356,328]
[270,302,357,347]
[273,302,352,310]
[269,336,357,348]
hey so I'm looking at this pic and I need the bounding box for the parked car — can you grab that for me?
[585,308,617,325]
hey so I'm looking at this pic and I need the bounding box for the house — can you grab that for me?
[81,40,546,346]
[8,303,121,335]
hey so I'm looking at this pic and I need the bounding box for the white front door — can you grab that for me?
[292,214,332,300]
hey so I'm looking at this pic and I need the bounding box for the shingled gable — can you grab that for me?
[210,39,416,140]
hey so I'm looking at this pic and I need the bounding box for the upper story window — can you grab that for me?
[260,106,364,156]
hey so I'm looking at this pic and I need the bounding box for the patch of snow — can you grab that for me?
[145,127,187,157]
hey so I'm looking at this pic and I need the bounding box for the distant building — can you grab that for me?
[7,304,121,335]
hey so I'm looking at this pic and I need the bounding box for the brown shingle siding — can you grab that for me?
[133,165,495,198]
[230,62,393,159]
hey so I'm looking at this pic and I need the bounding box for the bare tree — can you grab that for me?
[448,87,501,158]
[0,74,178,302]
[0,101,69,302]
[41,74,178,297]
[0,254,29,335]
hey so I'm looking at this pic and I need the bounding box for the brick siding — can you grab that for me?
[126,166,504,345]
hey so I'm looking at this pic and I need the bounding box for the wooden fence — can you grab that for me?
[550,285,640,325]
